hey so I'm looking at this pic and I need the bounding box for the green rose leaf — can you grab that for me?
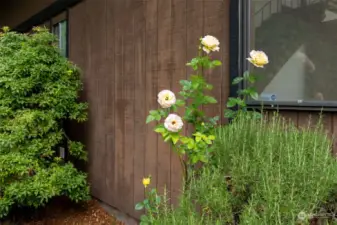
[154,125,166,133]
[232,77,244,85]
[226,97,238,108]
[135,202,144,210]
[212,60,222,66]
[204,96,217,104]
[175,99,185,107]
[243,71,250,79]
[250,91,259,100]
[146,115,155,124]
[171,133,180,144]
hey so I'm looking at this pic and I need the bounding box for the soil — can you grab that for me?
[1,197,125,225]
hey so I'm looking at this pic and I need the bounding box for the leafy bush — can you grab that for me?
[0,27,90,218]
[149,112,337,224]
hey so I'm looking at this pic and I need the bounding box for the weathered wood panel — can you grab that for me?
[156,0,172,198]
[67,0,231,219]
[132,1,147,218]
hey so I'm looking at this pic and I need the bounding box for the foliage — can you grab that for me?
[225,71,260,119]
[214,112,337,224]
[0,26,90,218]
[145,36,221,180]
[225,50,269,119]
[143,112,337,224]
[136,175,227,225]
[135,176,163,225]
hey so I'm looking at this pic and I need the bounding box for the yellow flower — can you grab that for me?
[142,177,151,188]
[247,50,269,68]
[201,35,220,54]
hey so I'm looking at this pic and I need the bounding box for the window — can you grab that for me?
[242,0,337,108]
[52,20,68,57]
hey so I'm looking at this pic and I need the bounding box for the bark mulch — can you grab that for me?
[2,197,125,225]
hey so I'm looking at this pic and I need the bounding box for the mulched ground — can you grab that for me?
[1,198,125,225]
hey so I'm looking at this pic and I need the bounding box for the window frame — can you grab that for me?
[231,0,337,112]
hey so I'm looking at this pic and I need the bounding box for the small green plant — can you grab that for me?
[225,50,269,119]
[145,35,222,181]
[0,26,90,218]
[136,174,226,225]
[135,176,163,225]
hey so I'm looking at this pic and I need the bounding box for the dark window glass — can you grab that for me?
[249,0,337,103]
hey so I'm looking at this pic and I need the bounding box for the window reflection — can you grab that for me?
[251,0,337,102]
[52,20,67,58]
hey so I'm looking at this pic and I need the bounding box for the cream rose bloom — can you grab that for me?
[201,35,220,54]
[164,114,183,133]
[157,90,176,108]
[247,50,269,68]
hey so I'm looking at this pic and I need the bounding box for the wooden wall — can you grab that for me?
[67,0,230,219]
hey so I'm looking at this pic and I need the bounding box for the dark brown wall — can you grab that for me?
[0,0,55,28]
[68,0,230,219]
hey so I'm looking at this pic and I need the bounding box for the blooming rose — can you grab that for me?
[247,50,269,68]
[164,114,183,132]
[201,35,220,54]
[157,90,176,108]
[142,177,151,188]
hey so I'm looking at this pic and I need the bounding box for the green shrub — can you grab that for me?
[0,27,90,218]
[149,112,337,224]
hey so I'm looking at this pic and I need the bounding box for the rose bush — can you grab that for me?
[145,35,222,181]
[225,49,269,119]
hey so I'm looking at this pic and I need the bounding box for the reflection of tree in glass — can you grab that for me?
[253,0,337,101]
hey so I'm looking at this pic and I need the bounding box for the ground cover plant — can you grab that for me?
[0,26,90,218]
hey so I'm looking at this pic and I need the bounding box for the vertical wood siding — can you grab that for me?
[67,0,230,219]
